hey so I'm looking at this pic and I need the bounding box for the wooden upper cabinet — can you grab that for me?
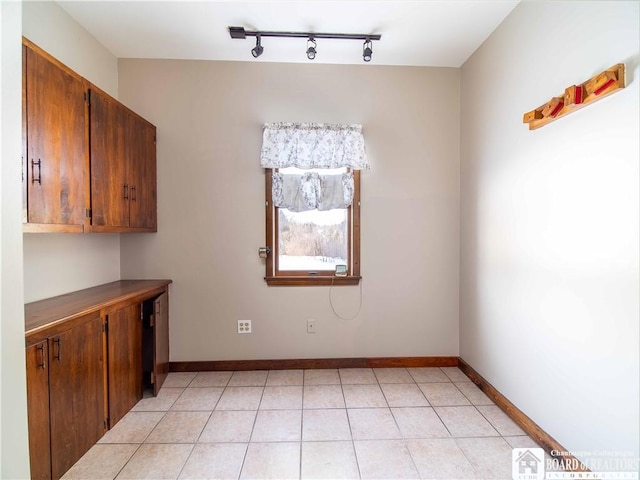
[22,38,157,234]
[23,42,87,232]
[129,116,157,230]
[89,88,130,228]
[89,86,157,232]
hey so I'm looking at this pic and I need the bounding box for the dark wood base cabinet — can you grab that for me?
[25,280,172,480]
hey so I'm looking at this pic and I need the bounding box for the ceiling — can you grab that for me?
[58,0,520,68]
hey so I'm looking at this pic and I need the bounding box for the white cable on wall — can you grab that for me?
[329,276,363,321]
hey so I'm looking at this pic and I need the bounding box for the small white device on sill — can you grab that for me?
[335,265,348,277]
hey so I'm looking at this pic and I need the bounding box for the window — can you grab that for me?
[265,168,360,285]
[260,122,367,286]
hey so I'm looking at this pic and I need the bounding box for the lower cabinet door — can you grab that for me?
[48,316,106,480]
[153,292,169,395]
[26,341,52,480]
[108,304,143,427]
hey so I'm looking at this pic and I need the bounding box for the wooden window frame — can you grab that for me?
[264,168,361,286]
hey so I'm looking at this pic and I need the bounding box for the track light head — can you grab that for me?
[306,37,317,60]
[251,35,264,58]
[363,39,373,62]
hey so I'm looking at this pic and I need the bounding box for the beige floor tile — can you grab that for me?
[178,443,247,479]
[266,369,304,386]
[407,367,450,383]
[145,411,210,443]
[456,436,513,480]
[503,435,539,449]
[162,372,197,388]
[198,410,256,443]
[189,371,232,387]
[381,383,430,407]
[99,411,165,444]
[132,387,184,412]
[116,443,193,480]
[455,382,494,405]
[434,406,500,437]
[440,367,471,382]
[215,386,264,410]
[343,384,388,408]
[348,408,402,440]
[240,442,300,480]
[373,367,414,384]
[354,440,419,479]
[228,370,268,386]
[302,408,351,441]
[303,385,345,409]
[66,368,541,480]
[61,444,138,480]
[407,438,477,479]
[391,407,450,439]
[418,382,471,406]
[259,385,303,409]
[339,368,377,384]
[171,387,224,411]
[301,441,359,479]
[251,409,302,442]
[477,405,526,436]
[304,369,341,385]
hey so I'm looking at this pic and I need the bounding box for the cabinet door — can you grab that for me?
[48,316,106,480]
[107,304,143,427]
[26,341,51,480]
[129,117,157,230]
[25,46,87,227]
[22,45,28,224]
[153,292,169,395]
[89,89,129,228]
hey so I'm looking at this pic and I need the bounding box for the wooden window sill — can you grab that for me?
[265,276,361,286]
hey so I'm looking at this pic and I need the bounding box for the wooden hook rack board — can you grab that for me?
[523,63,626,130]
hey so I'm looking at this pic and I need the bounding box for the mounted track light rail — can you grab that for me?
[228,26,381,62]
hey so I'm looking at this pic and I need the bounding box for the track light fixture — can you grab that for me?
[251,34,264,58]
[228,26,381,62]
[306,37,317,60]
[362,38,373,62]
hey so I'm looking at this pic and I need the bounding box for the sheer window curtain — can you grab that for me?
[261,123,368,212]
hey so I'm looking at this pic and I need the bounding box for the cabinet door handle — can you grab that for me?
[131,185,137,202]
[31,159,42,185]
[123,184,129,200]
[37,344,46,369]
[53,338,61,361]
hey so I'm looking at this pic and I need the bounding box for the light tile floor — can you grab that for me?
[62,367,545,480]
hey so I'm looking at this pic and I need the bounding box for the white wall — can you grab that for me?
[22,1,121,302]
[0,0,30,476]
[460,0,639,462]
[118,59,461,361]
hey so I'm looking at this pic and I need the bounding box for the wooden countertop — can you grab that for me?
[25,279,172,337]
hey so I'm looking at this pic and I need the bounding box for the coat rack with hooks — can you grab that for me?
[523,64,626,130]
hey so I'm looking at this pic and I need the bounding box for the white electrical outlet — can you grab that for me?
[238,320,252,334]
[307,319,316,334]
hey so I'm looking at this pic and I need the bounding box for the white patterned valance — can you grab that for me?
[273,171,354,212]
[261,123,368,170]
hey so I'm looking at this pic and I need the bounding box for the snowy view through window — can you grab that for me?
[278,208,347,271]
